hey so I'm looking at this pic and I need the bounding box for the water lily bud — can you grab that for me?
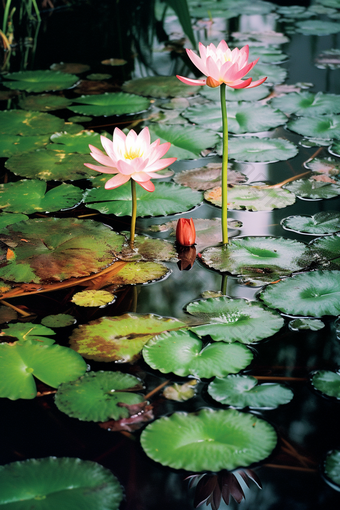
[176,218,196,246]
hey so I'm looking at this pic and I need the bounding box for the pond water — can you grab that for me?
[1,0,340,508]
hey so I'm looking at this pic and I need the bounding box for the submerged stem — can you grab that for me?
[130,179,137,248]
[220,83,229,245]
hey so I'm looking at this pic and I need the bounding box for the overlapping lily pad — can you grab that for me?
[48,130,109,153]
[323,450,340,490]
[0,110,64,136]
[0,212,28,230]
[208,375,293,408]
[260,270,340,317]
[72,290,115,307]
[140,408,277,471]
[69,313,186,363]
[55,371,144,421]
[232,31,289,45]
[242,63,287,85]
[200,84,269,102]
[2,70,79,92]
[0,180,83,214]
[1,322,55,345]
[0,218,124,283]
[311,370,340,398]
[283,178,340,200]
[107,261,170,285]
[281,212,340,235]
[41,314,75,328]
[122,76,202,98]
[309,233,340,268]
[271,92,340,116]
[288,115,340,139]
[19,93,72,111]
[315,49,340,70]
[223,137,298,163]
[143,329,253,378]
[288,318,325,331]
[84,181,202,217]
[119,234,177,262]
[205,185,295,211]
[173,162,246,190]
[295,20,340,35]
[0,457,123,510]
[68,92,150,116]
[186,296,284,343]
[304,157,340,181]
[0,134,50,156]
[200,237,313,278]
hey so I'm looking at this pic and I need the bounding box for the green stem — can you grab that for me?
[130,179,137,248]
[220,83,228,244]
[2,0,12,34]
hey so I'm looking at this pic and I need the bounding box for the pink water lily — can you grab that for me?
[84,127,177,192]
[177,40,267,89]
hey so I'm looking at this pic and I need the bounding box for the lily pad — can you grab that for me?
[0,322,55,345]
[186,296,284,344]
[0,212,28,230]
[0,218,124,283]
[304,157,340,181]
[260,270,340,317]
[140,408,277,471]
[18,94,72,111]
[68,92,150,116]
[41,314,75,328]
[222,137,298,163]
[200,237,313,278]
[324,450,340,490]
[311,370,340,398]
[200,84,269,102]
[55,371,144,421]
[232,31,289,45]
[288,115,340,140]
[0,110,64,136]
[249,47,288,64]
[5,149,97,181]
[309,233,340,268]
[163,380,197,402]
[71,290,115,307]
[271,92,340,117]
[84,181,203,217]
[69,313,186,363]
[48,130,109,153]
[51,62,90,73]
[0,340,86,399]
[0,457,123,510]
[288,318,325,331]
[315,49,340,70]
[2,70,79,92]
[241,63,287,86]
[148,124,220,160]
[143,329,253,378]
[122,76,202,98]
[106,261,171,285]
[0,133,50,156]
[283,178,340,200]
[119,234,177,262]
[281,212,340,235]
[173,162,246,191]
[295,20,340,35]
[205,185,295,211]
[208,375,293,408]
[0,306,17,324]
[0,180,83,214]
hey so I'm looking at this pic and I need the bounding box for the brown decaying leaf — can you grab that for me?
[73,80,118,95]
[98,401,154,432]
[50,62,90,74]
[173,162,246,191]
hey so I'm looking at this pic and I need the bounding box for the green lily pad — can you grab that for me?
[18,94,72,111]
[143,329,253,378]
[122,75,202,98]
[182,103,286,134]
[315,49,340,70]
[241,63,287,86]
[173,162,246,191]
[5,149,97,181]
[324,450,340,490]
[0,180,83,214]
[71,290,115,307]
[288,318,325,331]
[200,84,269,102]
[208,375,293,408]
[296,19,340,35]
[200,237,313,278]
[311,370,340,398]
[104,261,171,285]
[288,115,340,140]
[0,340,86,399]
[119,234,177,262]
[69,313,186,363]
[205,185,295,211]
[249,47,288,64]
[186,296,284,344]
[271,92,340,117]
[0,133,50,156]
[304,157,340,181]
[51,62,90,73]
[0,322,55,345]
[0,110,65,136]
[0,218,124,283]
[48,130,109,153]
[2,70,79,92]
[41,314,75,328]
[140,408,277,471]
[281,212,340,235]
[309,233,340,268]
[0,212,28,230]
[84,181,203,217]
[260,270,340,317]
[232,31,289,45]
[148,124,220,160]
[0,457,123,509]
[283,178,340,200]
[68,92,150,116]
[222,137,298,163]
[55,371,144,421]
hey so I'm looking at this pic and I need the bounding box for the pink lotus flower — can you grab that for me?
[177,40,267,89]
[84,127,177,192]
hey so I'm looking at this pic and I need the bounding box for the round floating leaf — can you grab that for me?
[311,370,340,398]
[69,313,186,363]
[173,162,246,191]
[142,329,253,378]
[68,92,150,116]
[324,450,340,490]
[119,234,177,262]
[0,133,50,156]
[19,94,72,111]
[51,62,90,73]
[84,181,202,217]
[0,218,124,283]
[0,180,83,214]
[329,140,340,158]
[0,340,87,399]
[41,314,75,328]
[55,371,144,421]
[0,457,123,510]
[200,84,269,102]
[223,137,298,163]
[271,92,340,117]
[201,237,313,278]
[249,47,288,64]
[0,110,64,136]
[288,318,325,331]
[71,290,115,307]
[281,212,340,235]
[288,115,340,140]
[283,178,340,200]
[296,19,340,35]
[260,270,340,317]
[309,233,340,268]
[232,31,289,45]
[315,49,340,70]
[2,70,79,92]
[1,322,55,345]
[140,408,277,471]
[48,130,108,153]
[205,185,295,211]
[149,124,220,160]
[304,157,340,182]
[163,380,197,402]
[108,261,170,285]
[242,63,287,86]
[208,375,293,409]
[0,305,17,324]
[186,296,284,344]
[5,149,97,181]
[122,75,202,98]
[0,212,28,230]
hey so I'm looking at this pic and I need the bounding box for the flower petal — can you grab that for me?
[104,173,130,189]
[206,56,220,81]
[84,163,118,174]
[136,179,155,192]
[176,75,207,86]
[245,76,268,88]
[186,48,208,76]
[100,135,115,161]
[146,157,177,173]
[88,146,115,167]
[148,142,171,165]
[227,77,253,89]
